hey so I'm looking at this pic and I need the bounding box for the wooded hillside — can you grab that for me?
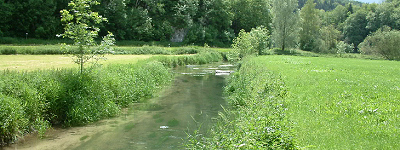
[0,0,399,49]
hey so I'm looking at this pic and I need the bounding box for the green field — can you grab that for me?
[251,56,399,149]
[0,55,153,71]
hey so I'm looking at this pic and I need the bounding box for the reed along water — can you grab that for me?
[72,63,234,150]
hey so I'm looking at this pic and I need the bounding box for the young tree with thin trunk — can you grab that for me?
[59,0,115,73]
[271,0,299,51]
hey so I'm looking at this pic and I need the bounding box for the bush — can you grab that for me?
[0,46,70,55]
[0,94,28,146]
[229,26,270,62]
[0,48,17,55]
[0,72,49,136]
[151,49,222,67]
[359,27,400,60]
[172,46,200,55]
[336,41,354,56]
[114,45,170,55]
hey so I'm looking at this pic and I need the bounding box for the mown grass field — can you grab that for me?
[0,55,153,71]
[252,55,399,149]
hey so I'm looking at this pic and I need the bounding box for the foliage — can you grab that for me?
[0,94,28,146]
[228,26,270,61]
[231,0,272,33]
[343,9,369,52]
[298,0,363,11]
[336,41,354,55]
[271,0,299,51]
[0,0,63,39]
[59,0,115,73]
[322,4,350,30]
[319,25,341,53]
[366,1,400,33]
[0,0,399,50]
[359,27,400,60]
[0,45,70,55]
[300,0,321,52]
[151,49,223,67]
[186,57,297,149]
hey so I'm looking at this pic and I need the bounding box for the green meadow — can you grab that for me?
[251,55,399,149]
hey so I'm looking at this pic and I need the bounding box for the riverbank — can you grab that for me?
[0,50,224,146]
[186,56,297,149]
[192,55,399,149]
[3,61,233,150]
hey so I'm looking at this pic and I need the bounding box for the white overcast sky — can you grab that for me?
[356,0,383,3]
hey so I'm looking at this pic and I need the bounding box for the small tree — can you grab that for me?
[336,41,354,57]
[271,0,299,51]
[299,0,321,52]
[58,0,115,73]
[228,26,270,62]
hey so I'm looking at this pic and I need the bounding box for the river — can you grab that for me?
[3,63,234,150]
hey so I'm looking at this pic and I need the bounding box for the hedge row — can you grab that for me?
[0,45,205,55]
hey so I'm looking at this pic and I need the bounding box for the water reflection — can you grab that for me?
[72,63,234,150]
[2,63,234,150]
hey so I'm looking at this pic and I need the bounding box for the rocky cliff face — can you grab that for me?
[171,28,187,42]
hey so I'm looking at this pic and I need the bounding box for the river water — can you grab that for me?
[4,63,234,150]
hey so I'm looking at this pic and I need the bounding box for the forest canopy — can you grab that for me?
[0,0,399,51]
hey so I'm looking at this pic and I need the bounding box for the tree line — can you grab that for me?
[0,0,399,51]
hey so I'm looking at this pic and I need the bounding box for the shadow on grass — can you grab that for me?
[265,48,320,57]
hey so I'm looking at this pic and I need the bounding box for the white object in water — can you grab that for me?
[215,73,231,76]
[215,70,234,73]
[160,126,169,129]
[219,64,234,67]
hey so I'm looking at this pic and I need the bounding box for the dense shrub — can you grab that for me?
[336,41,354,56]
[0,94,27,146]
[359,27,400,60]
[186,57,297,149]
[172,46,200,55]
[151,50,222,67]
[114,45,170,55]
[228,26,270,62]
[0,46,70,55]
[0,72,49,146]
[0,62,171,143]
[0,48,17,55]
[0,45,222,56]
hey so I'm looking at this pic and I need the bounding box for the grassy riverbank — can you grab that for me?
[0,50,223,146]
[186,55,399,149]
[246,56,399,149]
[186,57,297,149]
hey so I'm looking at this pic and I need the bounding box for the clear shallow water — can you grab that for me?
[71,63,234,150]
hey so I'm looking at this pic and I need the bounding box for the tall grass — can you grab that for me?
[0,45,70,55]
[252,55,400,149]
[186,57,297,149]
[0,49,225,146]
